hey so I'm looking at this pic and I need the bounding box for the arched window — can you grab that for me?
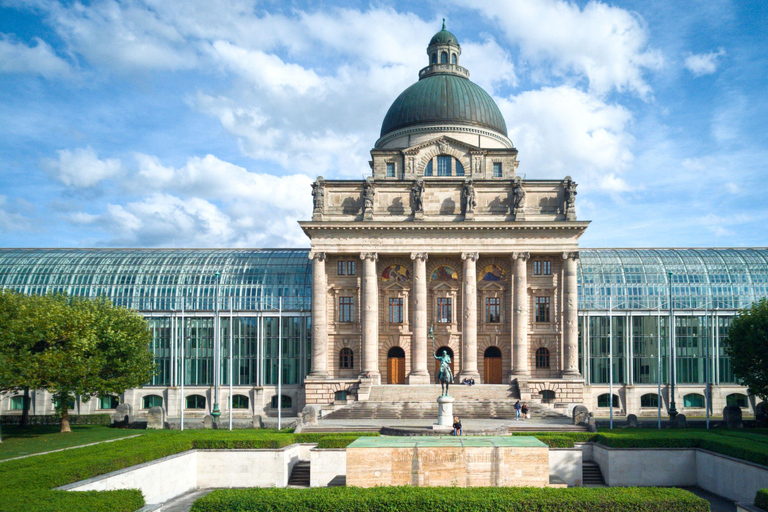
[186,394,206,409]
[597,393,619,408]
[683,393,704,408]
[425,160,433,176]
[271,395,292,409]
[451,53,457,65]
[535,347,550,368]
[232,394,249,409]
[143,395,163,409]
[335,390,348,401]
[440,51,448,64]
[431,52,437,64]
[437,155,451,176]
[640,393,659,408]
[10,396,24,410]
[540,390,556,402]
[727,393,748,408]
[339,347,354,368]
[54,395,76,410]
[455,159,465,176]
[99,395,119,409]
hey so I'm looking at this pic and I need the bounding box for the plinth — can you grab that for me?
[435,395,454,429]
[346,436,550,487]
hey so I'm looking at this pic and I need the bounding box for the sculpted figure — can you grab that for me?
[563,176,577,212]
[411,179,424,214]
[511,176,526,214]
[461,179,476,214]
[311,177,325,212]
[363,180,375,212]
[434,349,453,396]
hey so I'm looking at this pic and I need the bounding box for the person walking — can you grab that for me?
[514,399,521,421]
[521,402,529,420]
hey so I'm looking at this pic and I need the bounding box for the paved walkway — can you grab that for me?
[0,434,142,463]
[311,415,572,431]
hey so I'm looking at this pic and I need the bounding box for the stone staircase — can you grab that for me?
[582,461,606,486]
[323,384,570,422]
[287,461,311,487]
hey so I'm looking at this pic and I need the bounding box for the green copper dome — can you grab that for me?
[429,19,459,47]
[379,74,508,137]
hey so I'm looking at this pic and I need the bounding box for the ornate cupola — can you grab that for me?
[421,19,468,80]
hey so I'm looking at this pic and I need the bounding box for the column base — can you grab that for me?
[406,372,431,385]
[561,369,582,379]
[360,372,381,385]
[306,372,330,380]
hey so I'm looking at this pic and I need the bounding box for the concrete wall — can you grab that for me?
[61,451,198,505]
[310,448,346,487]
[697,449,768,504]
[549,449,582,487]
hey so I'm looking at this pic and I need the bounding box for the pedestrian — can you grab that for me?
[521,402,529,420]
[514,399,521,421]
[452,416,462,436]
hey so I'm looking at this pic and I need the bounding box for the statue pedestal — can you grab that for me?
[432,395,454,432]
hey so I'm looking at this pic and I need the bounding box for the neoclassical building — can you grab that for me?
[0,25,764,420]
[301,24,586,405]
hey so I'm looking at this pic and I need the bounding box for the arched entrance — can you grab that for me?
[434,346,454,382]
[387,346,406,384]
[484,346,502,384]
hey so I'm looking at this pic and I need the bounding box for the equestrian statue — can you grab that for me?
[434,349,453,396]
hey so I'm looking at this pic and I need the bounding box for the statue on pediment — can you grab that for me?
[563,176,577,220]
[411,179,425,214]
[461,179,476,215]
[311,177,325,213]
[511,176,526,217]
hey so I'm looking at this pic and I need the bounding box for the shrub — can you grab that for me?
[190,486,709,512]
[755,489,768,511]
[0,414,112,426]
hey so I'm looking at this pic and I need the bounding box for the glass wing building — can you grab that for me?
[0,247,765,418]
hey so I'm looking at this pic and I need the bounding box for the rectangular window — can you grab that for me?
[437,297,452,323]
[389,297,403,323]
[337,261,356,275]
[339,296,354,323]
[486,297,500,323]
[386,162,395,177]
[543,261,551,275]
[437,155,451,176]
[533,261,541,275]
[536,296,550,323]
[493,162,502,177]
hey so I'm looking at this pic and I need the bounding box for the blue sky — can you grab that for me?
[0,0,766,249]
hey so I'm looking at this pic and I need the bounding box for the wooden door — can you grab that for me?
[484,346,503,384]
[387,347,406,384]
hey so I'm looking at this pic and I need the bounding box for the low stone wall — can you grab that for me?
[310,448,346,487]
[592,444,768,503]
[549,448,582,487]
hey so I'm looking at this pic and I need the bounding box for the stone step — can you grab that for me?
[323,400,569,421]
[582,461,606,485]
[287,461,311,487]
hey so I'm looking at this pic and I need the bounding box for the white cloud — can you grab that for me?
[461,37,517,92]
[0,196,33,235]
[498,86,634,190]
[0,35,71,78]
[43,146,122,187]
[457,0,664,97]
[684,48,726,76]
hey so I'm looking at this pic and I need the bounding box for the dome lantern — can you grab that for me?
[426,19,462,69]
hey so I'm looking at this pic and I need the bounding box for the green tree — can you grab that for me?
[724,297,768,401]
[0,292,156,433]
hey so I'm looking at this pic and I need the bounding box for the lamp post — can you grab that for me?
[211,271,222,423]
[668,271,678,422]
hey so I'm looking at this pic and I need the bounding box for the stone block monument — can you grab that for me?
[146,406,165,429]
[112,403,133,426]
[724,405,743,429]
[572,405,589,425]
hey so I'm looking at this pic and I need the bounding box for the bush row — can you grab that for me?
[755,489,768,511]
[0,414,112,426]
[190,486,709,512]
[190,432,378,450]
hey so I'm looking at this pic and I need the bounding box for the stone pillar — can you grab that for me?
[361,252,381,383]
[511,252,530,378]
[562,251,581,378]
[460,252,481,381]
[308,252,329,378]
[408,252,430,384]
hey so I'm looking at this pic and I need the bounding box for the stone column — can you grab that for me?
[407,252,430,384]
[460,252,481,381]
[308,252,329,378]
[361,252,381,382]
[511,252,530,378]
[562,251,581,378]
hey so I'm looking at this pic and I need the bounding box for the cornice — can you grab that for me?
[299,221,591,233]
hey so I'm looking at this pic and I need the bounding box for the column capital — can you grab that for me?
[562,251,580,260]
[308,251,326,262]
[461,252,479,262]
[360,252,378,262]
[410,252,429,262]
[511,251,530,261]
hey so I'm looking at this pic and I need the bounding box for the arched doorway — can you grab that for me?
[434,346,454,382]
[484,346,502,384]
[387,346,406,384]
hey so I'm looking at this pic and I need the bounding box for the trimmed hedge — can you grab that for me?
[755,489,768,511]
[0,414,112,426]
[0,429,378,512]
[190,486,709,512]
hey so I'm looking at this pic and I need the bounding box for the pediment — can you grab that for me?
[402,135,480,156]
[478,281,506,291]
[430,280,459,291]
[382,280,411,291]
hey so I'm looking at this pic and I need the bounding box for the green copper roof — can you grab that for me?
[429,19,459,47]
[380,73,508,137]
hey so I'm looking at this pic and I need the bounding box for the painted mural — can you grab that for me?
[430,265,459,281]
[479,264,507,282]
[381,264,411,282]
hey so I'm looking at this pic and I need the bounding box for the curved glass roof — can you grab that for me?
[578,248,768,311]
[0,249,311,312]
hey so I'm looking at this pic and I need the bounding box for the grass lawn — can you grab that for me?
[0,424,139,461]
